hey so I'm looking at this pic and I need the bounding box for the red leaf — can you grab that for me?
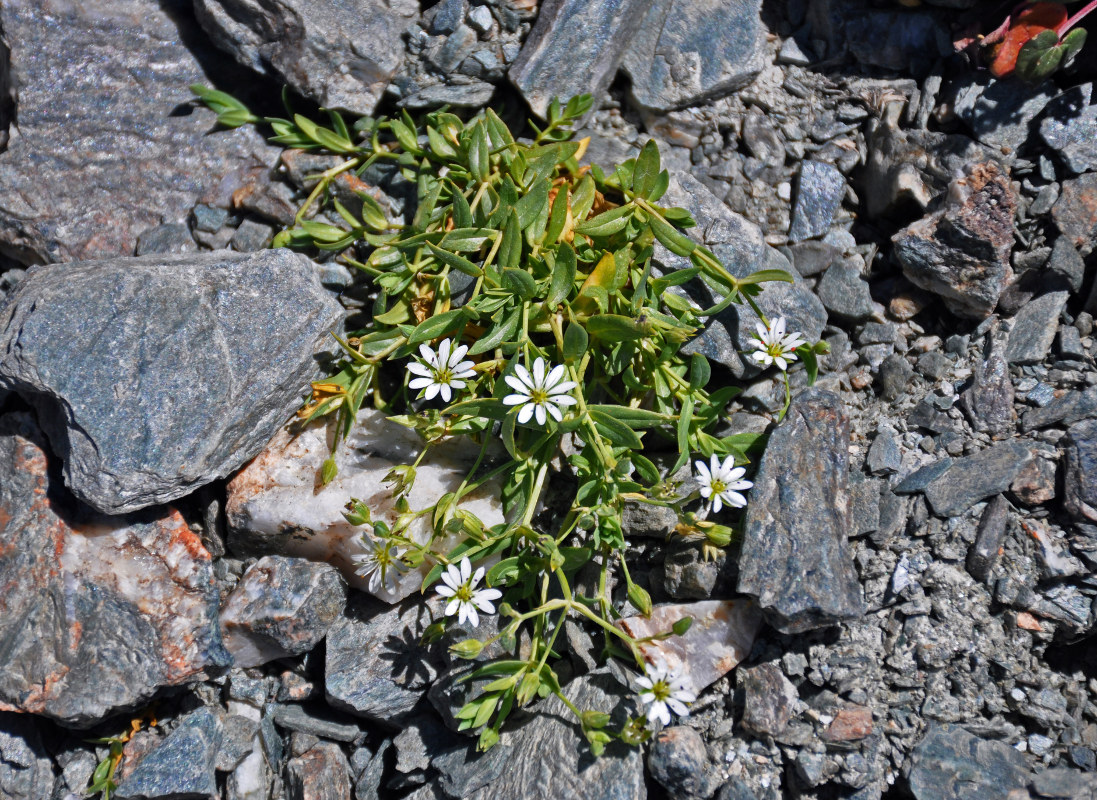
[989,2,1068,76]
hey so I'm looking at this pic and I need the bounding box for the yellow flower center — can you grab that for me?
[435,367,454,385]
[529,388,550,405]
[711,479,727,494]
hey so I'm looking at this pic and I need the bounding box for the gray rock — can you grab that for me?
[789,161,846,243]
[353,740,391,800]
[467,5,493,33]
[739,663,799,738]
[952,75,1056,151]
[966,494,1010,582]
[430,736,512,799]
[220,556,347,669]
[1059,326,1087,361]
[893,162,1015,319]
[849,476,881,536]
[427,0,466,34]
[622,497,678,537]
[1005,292,1069,365]
[0,250,343,513]
[194,0,418,115]
[1064,420,1097,523]
[737,389,865,633]
[192,204,231,234]
[961,326,1014,438]
[508,0,646,119]
[0,412,229,727]
[135,223,197,256]
[908,724,1029,800]
[285,742,351,800]
[717,778,760,800]
[916,352,954,381]
[1040,83,1097,175]
[398,80,497,109]
[1023,386,1097,431]
[115,707,222,800]
[268,704,362,743]
[216,714,260,772]
[923,441,1035,517]
[662,542,726,600]
[0,714,54,800]
[325,594,448,726]
[866,428,902,475]
[1029,768,1097,798]
[0,0,276,264]
[231,218,275,252]
[816,260,875,322]
[620,0,764,113]
[428,25,479,73]
[788,241,842,277]
[1053,173,1097,257]
[844,7,950,76]
[876,354,914,402]
[647,726,721,799]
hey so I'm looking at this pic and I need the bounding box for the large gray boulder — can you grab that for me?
[194,0,419,116]
[0,0,277,264]
[0,250,344,514]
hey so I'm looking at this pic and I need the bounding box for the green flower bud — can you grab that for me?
[449,639,484,660]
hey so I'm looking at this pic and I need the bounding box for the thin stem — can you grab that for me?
[1059,0,1097,35]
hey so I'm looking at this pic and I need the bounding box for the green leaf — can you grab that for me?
[1062,27,1087,61]
[469,121,490,183]
[485,108,515,148]
[652,267,701,291]
[389,118,421,153]
[502,268,537,299]
[444,397,509,420]
[427,125,458,158]
[543,185,569,245]
[632,453,661,484]
[487,556,521,585]
[1015,28,1063,83]
[294,113,357,154]
[514,178,551,232]
[190,84,259,127]
[450,639,485,659]
[632,139,661,199]
[407,309,466,345]
[479,727,501,751]
[586,405,667,428]
[450,184,473,228]
[675,396,694,472]
[469,306,521,355]
[499,209,522,270]
[648,169,670,202]
[545,244,576,308]
[801,345,819,386]
[356,192,389,231]
[650,214,696,257]
[441,227,496,252]
[412,176,444,232]
[689,353,711,390]
[737,268,795,286]
[562,322,588,362]
[574,204,634,238]
[426,242,483,278]
[589,408,644,449]
[570,174,597,221]
[585,314,650,341]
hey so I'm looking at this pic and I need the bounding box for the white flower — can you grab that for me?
[351,534,409,594]
[695,454,752,513]
[636,660,696,728]
[502,357,577,426]
[748,316,806,371]
[434,557,503,628]
[408,338,476,403]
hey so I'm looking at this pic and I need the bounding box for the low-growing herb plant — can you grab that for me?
[193,86,826,752]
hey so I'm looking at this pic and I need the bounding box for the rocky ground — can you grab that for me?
[2,0,1097,798]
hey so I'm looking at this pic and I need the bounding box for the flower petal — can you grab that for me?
[517,402,534,424]
[534,403,547,427]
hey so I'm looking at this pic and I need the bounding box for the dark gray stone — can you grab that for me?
[647,726,720,799]
[353,740,392,800]
[231,218,275,252]
[428,25,479,73]
[0,0,276,265]
[464,671,645,800]
[1040,83,1097,175]
[622,497,678,537]
[953,75,1056,151]
[739,663,798,739]
[966,494,1010,582]
[893,163,1015,319]
[325,594,447,726]
[620,0,763,113]
[431,736,512,799]
[398,80,496,110]
[115,707,222,800]
[866,428,902,475]
[737,389,865,633]
[427,0,466,34]
[220,556,347,669]
[1052,173,1097,257]
[716,777,760,800]
[1005,292,1069,365]
[268,704,362,743]
[194,0,418,115]
[789,161,845,243]
[508,0,646,119]
[663,542,726,600]
[923,441,1035,517]
[844,7,950,76]
[0,713,54,800]
[816,260,874,322]
[850,476,881,536]
[216,714,260,772]
[1029,768,1097,798]
[876,354,914,401]
[908,724,1029,800]
[1064,420,1097,523]
[788,241,841,277]
[916,352,953,381]
[1023,386,1097,431]
[0,250,343,513]
[192,204,231,234]
[135,223,197,256]
[1047,238,1087,293]
[0,413,229,727]
[1060,326,1087,361]
[894,458,953,494]
[961,328,1014,438]
[285,742,351,800]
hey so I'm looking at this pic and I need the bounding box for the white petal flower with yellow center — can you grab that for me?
[748,316,806,371]
[695,454,752,513]
[351,534,409,594]
[408,338,476,403]
[502,357,577,426]
[636,660,696,728]
[434,557,502,628]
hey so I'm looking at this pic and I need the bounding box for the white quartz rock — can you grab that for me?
[226,408,505,603]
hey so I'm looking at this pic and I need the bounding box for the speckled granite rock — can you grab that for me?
[115,707,223,800]
[0,250,344,513]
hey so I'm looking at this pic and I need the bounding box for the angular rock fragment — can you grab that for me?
[952,75,1055,151]
[285,742,352,800]
[508,0,647,119]
[620,0,764,113]
[1022,386,1097,432]
[220,556,347,669]
[892,162,1015,319]
[0,0,276,264]
[922,441,1035,517]
[908,724,1029,800]
[227,408,504,603]
[647,726,722,799]
[739,663,798,738]
[1005,292,1069,365]
[1052,172,1097,256]
[0,250,342,513]
[788,161,846,243]
[737,389,865,633]
[961,324,1014,438]
[0,714,54,800]
[966,494,1010,582]
[0,413,229,726]
[115,707,222,800]
[1063,420,1097,523]
[1040,83,1097,175]
[195,0,419,115]
[617,600,761,696]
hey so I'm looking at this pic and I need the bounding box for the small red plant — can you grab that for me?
[982,1,1092,81]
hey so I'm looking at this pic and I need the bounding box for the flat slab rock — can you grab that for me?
[0,412,229,727]
[737,388,865,633]
[616,599,761,695]
[922,440,1036,517]
[194,0,418,116]
[0,0,277,264]
[908,724,1029,800]
[0,250,344,514]
[226,408,504,603]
